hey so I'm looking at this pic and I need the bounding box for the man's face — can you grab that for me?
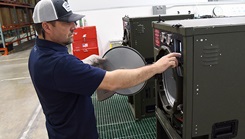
[47,21,76,46]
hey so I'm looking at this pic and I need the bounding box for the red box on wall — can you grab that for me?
[72,26,99,60]
[73,26,97,41]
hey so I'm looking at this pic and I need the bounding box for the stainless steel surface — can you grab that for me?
[102,46,146,95]
[0,40,48,139]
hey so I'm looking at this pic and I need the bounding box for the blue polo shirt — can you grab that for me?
[28,38,106,139]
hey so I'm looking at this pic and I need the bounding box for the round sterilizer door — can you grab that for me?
[102,46,146,95]
[157,48,183,115]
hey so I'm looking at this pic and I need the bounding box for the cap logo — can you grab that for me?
[62,2,71,12]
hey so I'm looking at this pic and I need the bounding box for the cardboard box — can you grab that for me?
[0,7,12,27]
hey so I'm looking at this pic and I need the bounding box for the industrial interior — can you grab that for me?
[1,0,245,139]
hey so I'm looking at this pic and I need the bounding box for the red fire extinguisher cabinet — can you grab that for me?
[72,26,99,60]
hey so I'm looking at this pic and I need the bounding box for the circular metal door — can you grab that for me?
[102,46,146,95]
[157,47,183,114]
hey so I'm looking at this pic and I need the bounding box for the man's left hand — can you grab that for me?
[82,54,105,67]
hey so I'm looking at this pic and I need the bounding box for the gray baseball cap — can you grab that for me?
[33,0,85,23]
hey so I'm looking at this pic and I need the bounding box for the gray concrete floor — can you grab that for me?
[0,40,48,139]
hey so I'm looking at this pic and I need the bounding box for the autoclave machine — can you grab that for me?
[153,16,245,139]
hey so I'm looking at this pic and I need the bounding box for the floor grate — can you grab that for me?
[92,94,156,139]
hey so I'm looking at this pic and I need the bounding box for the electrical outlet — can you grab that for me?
[153,5,166,15]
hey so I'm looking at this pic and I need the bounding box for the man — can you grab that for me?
[28,0,181,139]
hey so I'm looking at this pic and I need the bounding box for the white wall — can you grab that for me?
[70,1,245,56]
[75,7,153,55]
[69,0,207,11]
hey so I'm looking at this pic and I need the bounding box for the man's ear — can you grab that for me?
[42,22,52,34]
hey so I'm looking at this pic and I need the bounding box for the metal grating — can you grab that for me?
[92,94,156,139]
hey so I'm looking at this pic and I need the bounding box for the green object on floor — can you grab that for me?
[92,94,156,139]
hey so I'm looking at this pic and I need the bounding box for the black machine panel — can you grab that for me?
[153,16,245,139]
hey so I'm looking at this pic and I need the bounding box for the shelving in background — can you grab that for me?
[0,0,38,55]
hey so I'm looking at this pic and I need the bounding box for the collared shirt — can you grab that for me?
[28,38,106,139]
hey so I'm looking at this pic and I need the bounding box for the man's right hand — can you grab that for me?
[153,52,181,74]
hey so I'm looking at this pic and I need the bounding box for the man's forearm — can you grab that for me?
[98,52,180,91]
[99,64,158,91]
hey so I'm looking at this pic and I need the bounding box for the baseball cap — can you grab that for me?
[33,0,85,23]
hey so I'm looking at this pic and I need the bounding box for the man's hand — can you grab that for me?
[154,52,181,74]
[82,54,105,67]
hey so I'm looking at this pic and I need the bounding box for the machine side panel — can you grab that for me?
[130,19,155,59]
[192,32,245,138]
